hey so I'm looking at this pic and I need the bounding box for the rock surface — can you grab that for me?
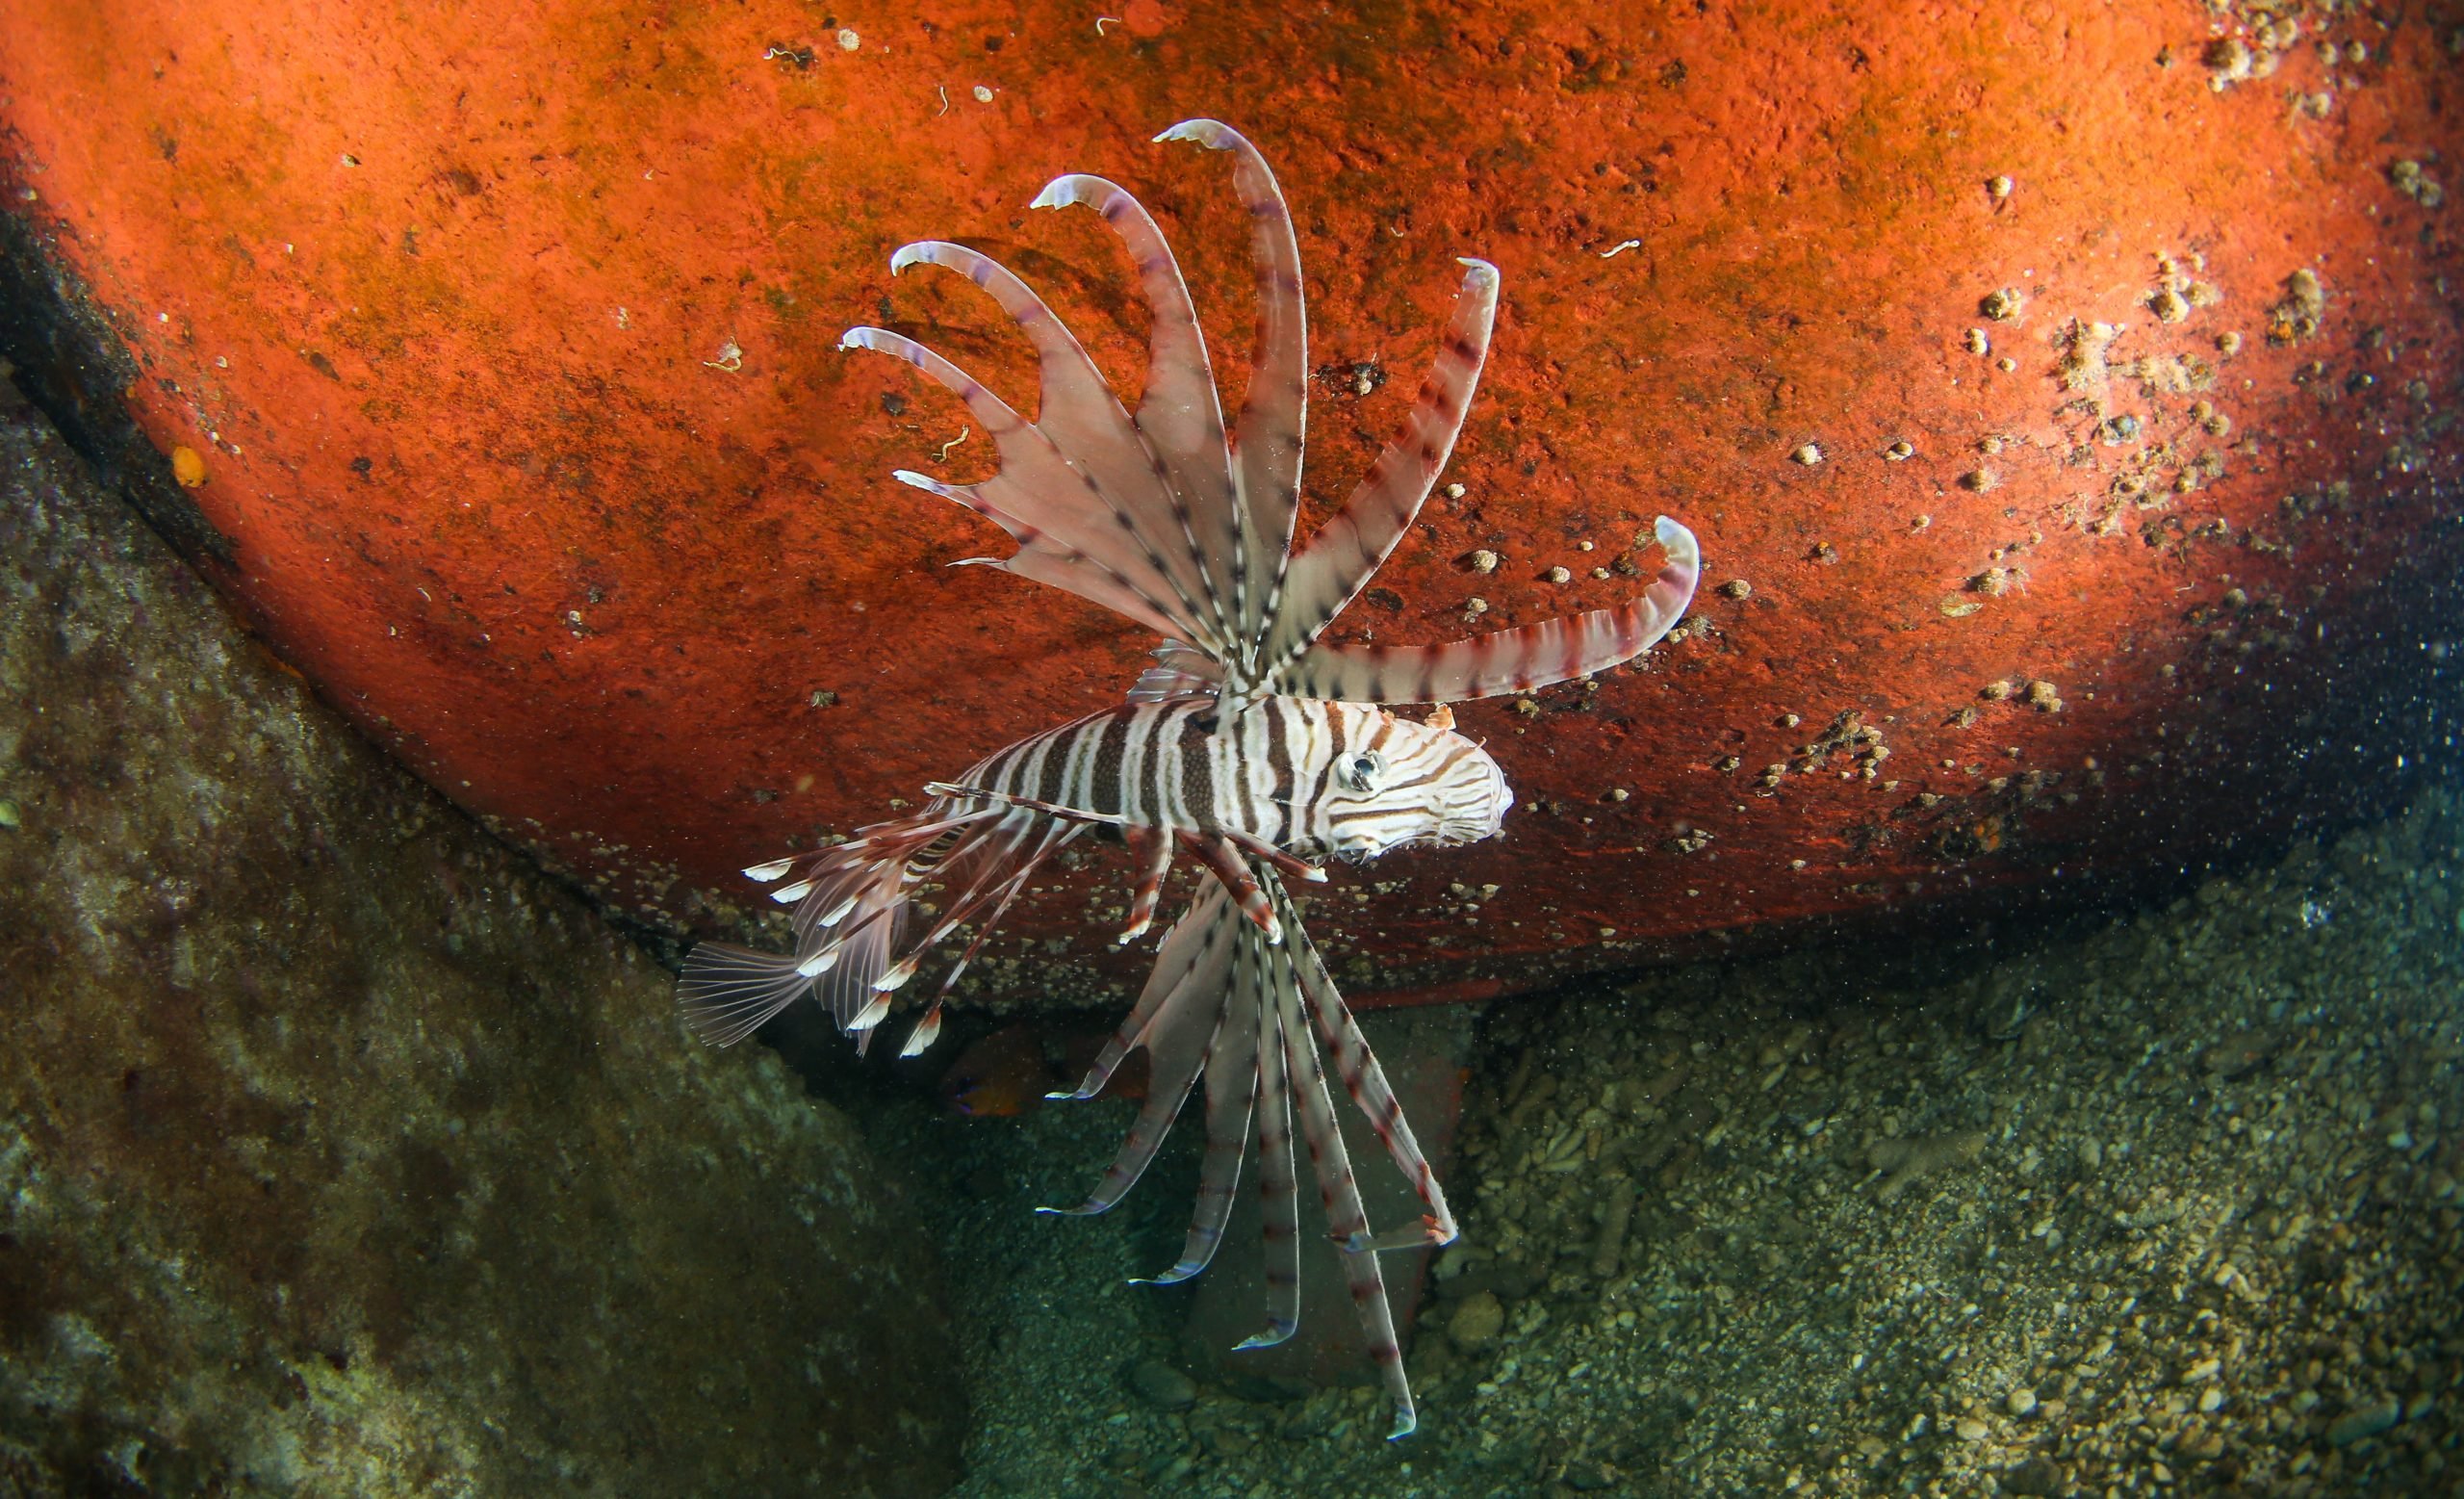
[917,778,2464,1494]
[0,380,962,1494]
[4,2,2457,1001]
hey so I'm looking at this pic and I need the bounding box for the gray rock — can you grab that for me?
[1126,1357,1199,1411]
[0,386,962,1493]
[1449,1289,1506,1351]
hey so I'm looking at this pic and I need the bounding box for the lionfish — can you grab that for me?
[680,120,1700,1437]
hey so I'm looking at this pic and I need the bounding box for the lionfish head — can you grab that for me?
[1324,711,1512,863]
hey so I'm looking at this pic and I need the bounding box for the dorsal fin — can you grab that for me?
[1153,120,1309,649]
[1254,258,1500,678]
[844,125,1700,712]
[1034,173,1242,649]
[846,121,1313,677]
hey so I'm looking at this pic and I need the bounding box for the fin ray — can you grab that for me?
[1157,118,1307,642]
[1037,172,1242,645]
[841,328,1212,644]
[1239,955,1302,1350]
[1042,911,1237,1217]
[676,943,812,1047]
[1271,516,1702,702]
[1259,259,1499,675]
[886,241,1228,651]
[1267,907,1419,1438]
[1135,936,1263,1284]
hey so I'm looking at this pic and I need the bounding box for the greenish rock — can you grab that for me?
[2326,1395,2403,1448]
[0,383,962,1494]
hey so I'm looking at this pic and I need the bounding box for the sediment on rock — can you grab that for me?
[0,382,963,1496]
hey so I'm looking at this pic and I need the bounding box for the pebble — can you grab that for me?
[939,786,2464,1495]
[1125,1358,1197,1412]
[1449,1290,1505,1351]
[2326,1394,2402,1446]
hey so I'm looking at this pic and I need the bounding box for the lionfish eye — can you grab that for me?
[1338,751,1384,792]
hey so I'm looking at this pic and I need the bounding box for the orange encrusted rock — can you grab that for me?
[1,0,2456,1005]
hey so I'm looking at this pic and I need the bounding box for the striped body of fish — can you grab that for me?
[679,120,1701,1438]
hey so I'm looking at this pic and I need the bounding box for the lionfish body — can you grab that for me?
[680,120,1701,1437]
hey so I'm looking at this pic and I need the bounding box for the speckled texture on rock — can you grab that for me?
[915,776,2464,1496]
[3,1,2459,1005]
[0,381,962,1495]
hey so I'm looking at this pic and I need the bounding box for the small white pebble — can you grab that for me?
[836,28,861,50]
[1546,566,1573,583]
[972,85,994,103]
[1987,174,2014,199]
[1444,481,1467,499]
[1469,549,1500,574]
[1577,539,1594,552]
[1791,443,1823,466]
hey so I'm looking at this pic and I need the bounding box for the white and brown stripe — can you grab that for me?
[939,695,1498,861]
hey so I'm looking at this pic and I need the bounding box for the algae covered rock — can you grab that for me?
[0,381,962,1494]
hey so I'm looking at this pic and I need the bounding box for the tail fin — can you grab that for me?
[680,804,1086,1054]
[676,943,815,1047]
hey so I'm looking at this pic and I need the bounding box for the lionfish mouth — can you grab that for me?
[1383,820,1497,856]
